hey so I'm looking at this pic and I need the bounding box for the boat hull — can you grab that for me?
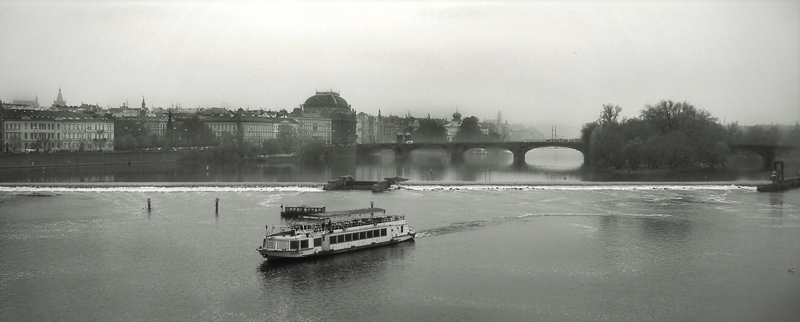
[756,177,800,192]
[258,234,415,260]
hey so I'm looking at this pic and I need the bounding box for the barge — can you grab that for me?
[757,161,800,192]
[322,175,408,192]
[257,206,415,260]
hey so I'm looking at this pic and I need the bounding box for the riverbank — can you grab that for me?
[0,151,191,169]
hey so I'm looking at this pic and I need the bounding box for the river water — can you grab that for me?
[2,149,799,321]
[1,183,799,322]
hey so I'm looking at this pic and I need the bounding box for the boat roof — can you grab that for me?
[301,207,386,219]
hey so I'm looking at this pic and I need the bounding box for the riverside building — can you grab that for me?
[1,109,115,153]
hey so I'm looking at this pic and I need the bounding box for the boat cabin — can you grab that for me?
[258,207,415,258]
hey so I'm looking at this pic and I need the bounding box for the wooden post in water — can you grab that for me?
[215,198,219,213]
[147,198,151,211]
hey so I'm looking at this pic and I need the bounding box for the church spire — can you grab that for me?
[53,86,66,107]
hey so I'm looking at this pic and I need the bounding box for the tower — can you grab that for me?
[53,87,66,107]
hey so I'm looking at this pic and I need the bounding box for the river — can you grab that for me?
[1,149,798,321]
[0,148,779,184]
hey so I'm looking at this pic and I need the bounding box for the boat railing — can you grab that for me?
[284,206,326,213]
[284,215,405,233]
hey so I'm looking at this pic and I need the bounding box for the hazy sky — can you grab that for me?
[1,1,798,136]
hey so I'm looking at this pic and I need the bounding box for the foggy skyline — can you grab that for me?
[1,1,798,135]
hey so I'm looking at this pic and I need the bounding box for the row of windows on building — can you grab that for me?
[3,122,111,131]
[2,132,112,140]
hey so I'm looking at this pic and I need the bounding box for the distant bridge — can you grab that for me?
[357,141,589,165]
[730,144,800,170]
[357,142,798,169]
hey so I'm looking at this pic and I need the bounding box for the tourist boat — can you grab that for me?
[257,205,416,260]
[280,205,326,218]
[323,175,408,192]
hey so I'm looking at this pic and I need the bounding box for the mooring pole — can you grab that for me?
[215,198,219,213]
[147,198,151,211]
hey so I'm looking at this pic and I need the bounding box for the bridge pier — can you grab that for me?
[512,151,526,165]
[394,147,411,162]
[449,146,465,163]
[762,150,776,171]
[450,151,464,163]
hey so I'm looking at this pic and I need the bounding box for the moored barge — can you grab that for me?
[257,206,415,260]
[323,175,408,192]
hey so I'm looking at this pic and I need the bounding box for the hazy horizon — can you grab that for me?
[2,1,798,136]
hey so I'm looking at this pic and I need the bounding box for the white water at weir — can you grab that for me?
[0,183,757,193]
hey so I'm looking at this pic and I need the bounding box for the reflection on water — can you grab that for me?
[257,241,415,278]
[0,148,774,184]
[256,242,416,320]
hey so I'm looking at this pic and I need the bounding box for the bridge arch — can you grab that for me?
[729,144,781,170]
[357,141,590,166]
[514,145,588,167]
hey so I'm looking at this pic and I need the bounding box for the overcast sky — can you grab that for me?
[1,1,798,136]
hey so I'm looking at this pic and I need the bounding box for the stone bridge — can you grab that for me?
[357,142,797,169]
[357,141,590,165]
[730,144,800,170]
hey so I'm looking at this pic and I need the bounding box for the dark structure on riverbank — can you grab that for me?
[757,162,800,192]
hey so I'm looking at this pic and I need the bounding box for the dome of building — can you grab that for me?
[303,91,350,110]
[453,111,462,120]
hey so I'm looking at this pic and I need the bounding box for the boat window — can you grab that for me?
[314,238,322,247]
[367,230,373,239]
[290,240,299,250]
[359,232,366,240]
[300,239,309,249]
[277,240,289,250]
[381,229,387,237]
[330,236,338,245]
[353,233,360,241]
[345,234,352,242]
[401,226,404,233]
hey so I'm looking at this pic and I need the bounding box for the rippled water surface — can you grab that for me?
[1,184,799,321]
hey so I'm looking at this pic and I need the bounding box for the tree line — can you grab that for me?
[581,101,800,171]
